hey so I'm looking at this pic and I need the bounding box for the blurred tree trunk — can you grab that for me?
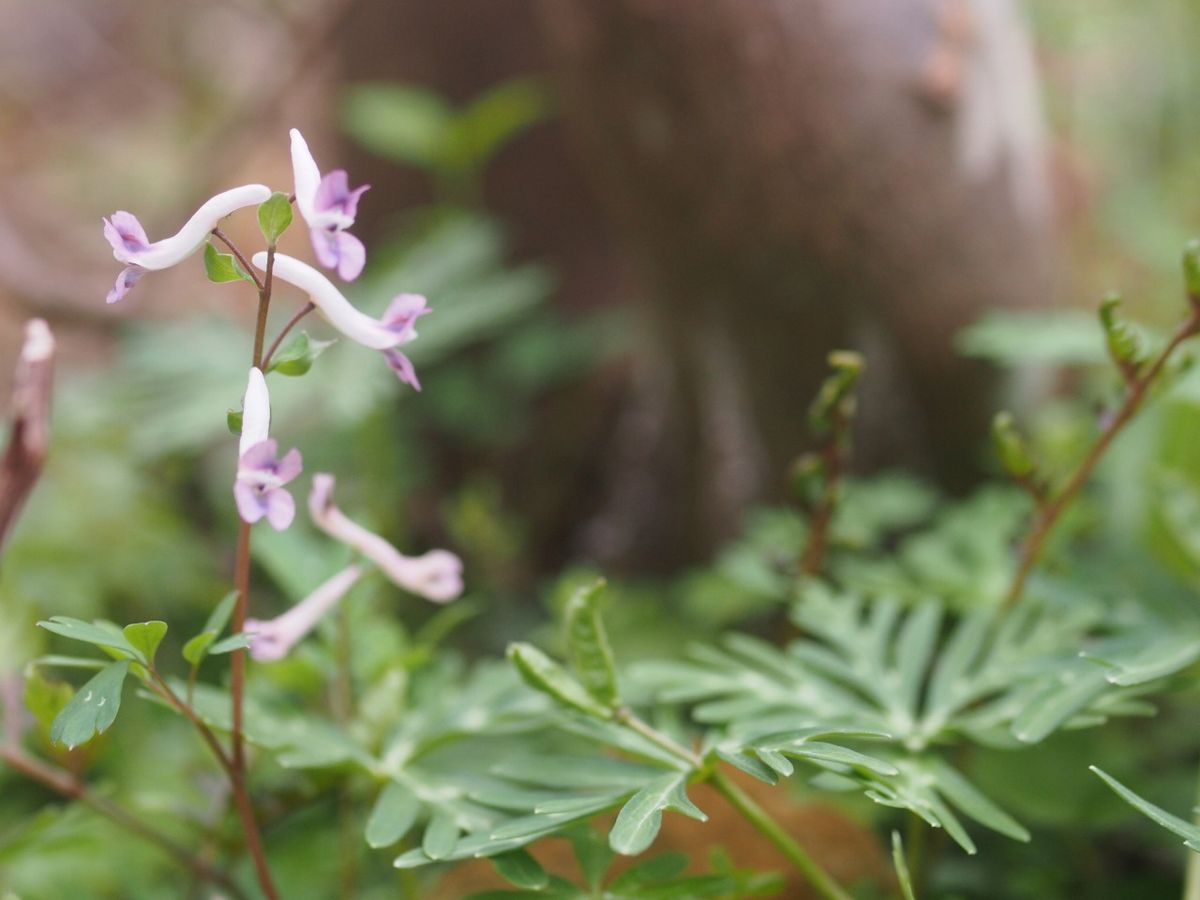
[342,0,1057,570]
[536,0,1056,567]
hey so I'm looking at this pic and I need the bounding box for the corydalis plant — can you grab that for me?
[18,128,463,899]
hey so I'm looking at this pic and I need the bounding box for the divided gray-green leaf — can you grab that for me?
[609,772,706,856]
[366,781,421,848]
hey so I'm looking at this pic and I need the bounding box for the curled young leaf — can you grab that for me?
[565,579,619,707]
[507,642,613,720]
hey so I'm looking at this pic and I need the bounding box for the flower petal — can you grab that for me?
[382,293,429,335]
[264,488,296,531]
[382,349,421,391]
[234,481,267,524]
[239,368,271,456]
[103,211,150,260]
[290,128,322,226]
[106,266,145,304]
[275,447,304,484]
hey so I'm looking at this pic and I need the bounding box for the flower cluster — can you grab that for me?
[102,129,462,662]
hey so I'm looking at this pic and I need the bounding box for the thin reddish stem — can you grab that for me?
[261,302,316,372]
[1004,310,1200,608]
[212,228,264,292]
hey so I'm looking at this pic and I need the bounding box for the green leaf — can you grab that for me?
[22,671,74,733]
[609,773,706,856]
[927,759,1029,842]
[1091,767,1200,851]
[365,781,422,849]
[257,192,293,245]
[490,849,549,890]
[182,632,217,667]
[49,661,130,749]
[343,83,452,170]
[208,634,251,655]
[608,852,689,890]
[507,642,613,719]
[567,827,614,890]
[892,831,918,900]
[122,621,167,668]
[423,810,460,860]
[37,617,137,658]
[266,331,335,377]
[204,591,238,635]
[565,579,619,706]
[203,241,253,284]
[183,603,226,668]
[449,78,550,175]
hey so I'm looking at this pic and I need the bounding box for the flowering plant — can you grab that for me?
[7,130,1200,900]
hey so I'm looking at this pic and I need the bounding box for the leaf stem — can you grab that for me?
[0,743,249,899]
[261,301,316,372]
[709,769,853,900]
[212,228,264,292]
[1004,308,1200,608]
[614,708,703,768]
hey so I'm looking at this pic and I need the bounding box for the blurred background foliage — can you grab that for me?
[5,0,1200,897]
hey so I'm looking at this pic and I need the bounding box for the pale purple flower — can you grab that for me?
[102,184,271,304]
[245,564,364,662]
[308,473,463,603]
[233,368,302,530]
[251,252,430,390]
[290,129,370,281]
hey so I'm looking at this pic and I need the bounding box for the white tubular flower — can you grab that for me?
[244,564,365,662]
[308,473,463,603]
[102,184,272,303]
[234,367,302,531]
[290,128,369,281]
[253,252,429,390]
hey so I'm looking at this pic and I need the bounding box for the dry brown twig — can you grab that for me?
[0,318,56,555]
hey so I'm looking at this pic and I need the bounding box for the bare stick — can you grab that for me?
[0,319,55,556]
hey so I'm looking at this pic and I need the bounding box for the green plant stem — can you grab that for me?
[0,743,249,900]
[709,769,853,900]
[614,708,703,768]
[904,811,926,896]
[1004,309,1200,609]
[1184,760,1200,900]
[261,301,315,372]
